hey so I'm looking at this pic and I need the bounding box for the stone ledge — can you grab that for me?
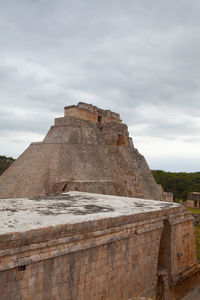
[170,262,200,285]
[0,216,165,256]
[0,218,164,272]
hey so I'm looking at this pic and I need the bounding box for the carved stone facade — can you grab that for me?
[0,103,173,201]
[64,102,122,124]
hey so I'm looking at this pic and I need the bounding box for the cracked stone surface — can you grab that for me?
[0,191,180,234]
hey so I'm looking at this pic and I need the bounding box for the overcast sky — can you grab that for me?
[0,0,200,172]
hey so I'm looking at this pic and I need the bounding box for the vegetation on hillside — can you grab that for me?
[188,208,200,215]
[152,170,200,201]
[188,209,200,260]
[0,155,15,176]
[194,225,200,260]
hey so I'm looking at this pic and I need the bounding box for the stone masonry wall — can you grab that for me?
[0,205,199,300]
[187,199,200,208]
[0,214,164,300]
[156,210,200,300]
[65,107,99,123]
[64,103,122,124]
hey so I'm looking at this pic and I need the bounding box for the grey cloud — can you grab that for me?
[1,0,200,170]
[149,156,200,173]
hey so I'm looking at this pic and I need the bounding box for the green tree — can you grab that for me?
[152,170,200,201]
[0,155,15,176]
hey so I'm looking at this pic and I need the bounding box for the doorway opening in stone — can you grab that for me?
[98,115,102,123]
[62,184,68,192]
[17,265,26,272]
[117,134,124,146]
[156,219,170,300]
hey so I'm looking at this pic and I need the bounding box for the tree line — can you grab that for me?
[0,155,15,176]
[152,170,200,201]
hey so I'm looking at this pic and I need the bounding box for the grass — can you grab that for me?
[194,225,200,260]
[187,208,200,259]
[187,207,200,214]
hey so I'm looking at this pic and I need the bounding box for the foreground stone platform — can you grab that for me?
[0,192,199,299]
[0,191,179,234]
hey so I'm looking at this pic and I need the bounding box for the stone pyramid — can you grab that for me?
[0,102,172,201]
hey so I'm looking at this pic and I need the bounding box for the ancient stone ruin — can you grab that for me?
[187,192,200,209]
[0,192,199,300]
[0,102,172,201]
[0,103,199,300]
